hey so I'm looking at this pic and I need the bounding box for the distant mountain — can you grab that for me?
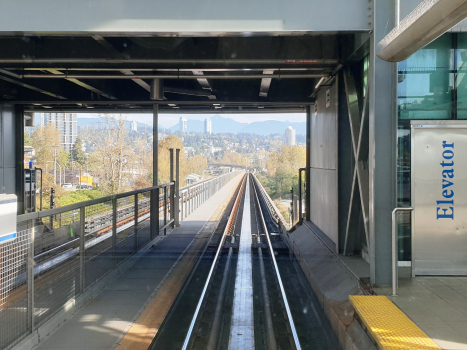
[168,115,305,136]
[239,120,306,135]
[169,119,204,133]
[77,117,162,132]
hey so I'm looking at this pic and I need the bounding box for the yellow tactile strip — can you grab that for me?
[349,295,441,350]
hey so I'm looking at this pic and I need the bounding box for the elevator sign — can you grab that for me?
[411,122,467,276]
[0,194,17,244]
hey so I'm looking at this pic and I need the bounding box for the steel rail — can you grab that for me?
[251,176,302,350]
[181,174,247,350]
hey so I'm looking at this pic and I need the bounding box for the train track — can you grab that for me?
[150,173,339,350]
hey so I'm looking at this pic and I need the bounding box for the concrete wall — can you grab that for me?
[0,105,16,195]
[0,104,24,213]
[310,79,339,251]
[0,0,372,33]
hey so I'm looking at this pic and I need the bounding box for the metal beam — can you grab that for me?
[20,73,326,79]
[0,74,67,99]
[0,58,341,65]
[259,69,274,97]
[15,100,311,106]
[24,107,307,114]
[44,69,117,99]
[377,0,467,62]
[91,35,152,91]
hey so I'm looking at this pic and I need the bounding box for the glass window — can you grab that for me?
[398,34,453,120]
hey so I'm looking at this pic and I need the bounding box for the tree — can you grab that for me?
[24,132,32,146]
[187,155,208,175]
[264,145,306,199]
[72,137,87,166]
[31,124,61,167]
[87,115,134,195]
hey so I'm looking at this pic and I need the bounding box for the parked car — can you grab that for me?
[61,183,73,189]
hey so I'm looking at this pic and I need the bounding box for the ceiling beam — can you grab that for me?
[91,35,151,92]
[20,73,325,79]
[45,69,117,99]
[259,69,274,97]
[0,74,67,99]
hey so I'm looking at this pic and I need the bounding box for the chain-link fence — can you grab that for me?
[1,170,241,349]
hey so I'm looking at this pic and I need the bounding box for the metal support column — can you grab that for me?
[163,187,168,235]
[27,220,35,331]
[298,168,305,224]
[169,149,175,228]
[112,198,117,265]
[370,2,397,286]
[175,149,180,227]
[134,194,138,251]
[79,207,85,293]
[151,103,159,239]
[305,105,311,221]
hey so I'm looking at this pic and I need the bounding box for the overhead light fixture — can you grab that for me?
[213,103,220,106]
[173,106,180,109]
[86,106,94,109]
[258,106,265,109]
[214,106,222,109]
[377,0,467,62]
[315,77,326,89]
[168,104,177,106]
[43,106,53,109]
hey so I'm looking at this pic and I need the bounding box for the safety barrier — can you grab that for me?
[0,170,241,350]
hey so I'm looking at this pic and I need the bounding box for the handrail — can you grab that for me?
[392,207,413,296]
[17,182,174,223]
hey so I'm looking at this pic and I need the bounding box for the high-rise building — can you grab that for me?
[285,126,296,146]
[41,113,78,152]
[131,120,137,132]
[180,117,187,133]
[204,118,212,134]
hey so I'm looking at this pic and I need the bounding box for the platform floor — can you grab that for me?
[375,277,467,350]
[31,174,244,350]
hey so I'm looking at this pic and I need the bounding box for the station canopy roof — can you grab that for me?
[0,33,368,114]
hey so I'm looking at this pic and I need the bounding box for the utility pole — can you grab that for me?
[53,146,57,185]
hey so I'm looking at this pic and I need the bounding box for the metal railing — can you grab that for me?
[0,171,241,350]
[178,171,242,221]
[391,207,413,296]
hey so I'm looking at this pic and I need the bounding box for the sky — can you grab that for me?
[81,113,306,128]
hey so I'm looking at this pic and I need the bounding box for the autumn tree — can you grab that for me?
[187,155,208,175]
[264,145,306,199]
[220,151,249,166]
[87,115,134,195]
[31,124,61,167]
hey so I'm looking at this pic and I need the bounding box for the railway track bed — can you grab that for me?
[150,173,339,350]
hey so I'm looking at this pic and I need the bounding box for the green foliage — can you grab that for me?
[72,137,87,166]
[57,189,102,207]
[24,132,32,146]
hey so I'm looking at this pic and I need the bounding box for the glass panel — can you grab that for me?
[398,34,453,120]
[457,33,467,119]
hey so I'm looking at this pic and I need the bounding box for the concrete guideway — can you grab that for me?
[28,173,244,350]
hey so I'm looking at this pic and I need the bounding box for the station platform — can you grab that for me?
[26,173,244,350]
[284,221,467,350]
[374,277,467,350]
